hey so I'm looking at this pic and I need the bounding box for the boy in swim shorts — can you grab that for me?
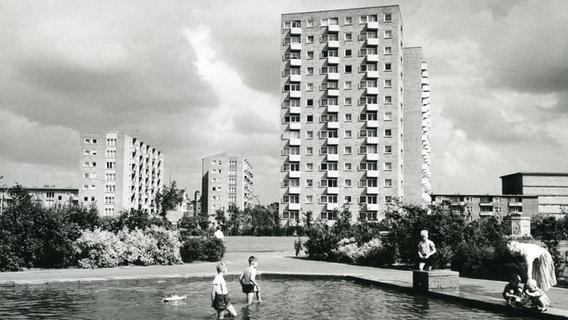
[239,256,262,304]
[211,261,237,319]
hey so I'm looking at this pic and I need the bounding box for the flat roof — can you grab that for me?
[500,172,568,178]
[282,5,400,16]
[430,193,538,198]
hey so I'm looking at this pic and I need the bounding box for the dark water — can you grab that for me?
[0,278,532,319]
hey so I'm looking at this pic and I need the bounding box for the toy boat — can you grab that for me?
[162,294,187,302]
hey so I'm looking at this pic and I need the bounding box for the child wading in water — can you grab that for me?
[417,230,436,270]
[211,261,237,319]
[239,256,262,304]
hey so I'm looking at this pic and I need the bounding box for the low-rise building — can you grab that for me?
[0,185,78,212]
[430,193,539,220]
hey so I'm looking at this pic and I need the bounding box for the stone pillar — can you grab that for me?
[413,270,459,293]
[504,213,531,236]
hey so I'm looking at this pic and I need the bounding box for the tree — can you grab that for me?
[155,181,184,219]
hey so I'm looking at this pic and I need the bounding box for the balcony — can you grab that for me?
[326,203,339,211]
[366,153,379,161]
[366,136,379,144]
[479,202,493,207]
[367,21,379,29]
[367,203,379,211]
[367,54,379,62]
[366,87,379,95]
[288,154,301,162]
[366,170,379,178]
[327,170,339,178]
[366,38,379,46]
[290,74,302,82]
[327,72,340,80]
[289,171,301,178]
[508,202,523,207]
[327,187,339,194]
[289,122,301,130]
[289,138,301,146]
[327,89,339,96]
[327,137,339,145]
[288,187,301,194]
[289,203,301,211]
[290,26,302,34]
[422,70,429,77]
[366,71,379,78]
[327,121,340,129]
[327,105,339,113]
[327,56,340,64]
[423,84,431,92]
[327,25,340,33]
[326,153,339,162]
[367,187,379,194]
[422,77,430,85]
[290,91,301,98]
[328,40,340,48]
[290,42,302,51]
[289,106,301,114]
[289,59,302,67]
[479,211,494,217]
[366,103,379,111]
[366,120,379,128]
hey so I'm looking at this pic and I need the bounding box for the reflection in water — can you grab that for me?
[0,278,532,319]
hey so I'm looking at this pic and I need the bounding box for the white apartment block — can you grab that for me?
[79,132,164,216]
[201,153,254,219]
[0,185,78,213]
[279,6,431,223]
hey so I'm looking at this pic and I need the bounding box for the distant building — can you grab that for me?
[430,193,539,220]
[201,153,254,219]
[501,172,568,216]
[79,132,164,216]
[279,5,431,223]
[188,190,202,217]
[0,185,78,212]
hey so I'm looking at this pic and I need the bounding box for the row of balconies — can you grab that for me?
[287,136,383,147]
[287,103,380,115]
[289,22,380,36]
[284,152,382,166]
[285,202,381,212]
[288,120,381,131]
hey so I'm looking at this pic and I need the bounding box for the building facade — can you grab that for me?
[430,193,539,220]
[201,153,254,219]
[279,6,430,223]
[79,132,164,216]
[501,172,568,216]
[0,185,78,213]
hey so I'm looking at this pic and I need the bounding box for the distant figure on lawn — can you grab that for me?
[507,241,557,291]
[417,230,436,271]
[239,256,262,304]
[294,238,303,257]
[214,225,224,240]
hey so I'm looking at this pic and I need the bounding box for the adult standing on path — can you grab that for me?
[214,225,224,240]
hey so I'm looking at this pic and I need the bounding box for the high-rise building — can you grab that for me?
[279,6,430,223]
[79,132,164,216]
[201,153,254,219]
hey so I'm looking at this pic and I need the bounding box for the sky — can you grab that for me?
[1,0,567,204]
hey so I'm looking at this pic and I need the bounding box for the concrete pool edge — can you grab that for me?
[2,272,567,319]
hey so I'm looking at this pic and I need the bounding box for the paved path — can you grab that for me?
[1,251,567,319]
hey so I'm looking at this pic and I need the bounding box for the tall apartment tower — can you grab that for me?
[279,6,430,223]
[79,132,164,216]
[201,153,254,219]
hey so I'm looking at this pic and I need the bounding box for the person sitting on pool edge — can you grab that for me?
[211,261,237,319]
[502,273,523,308]
[417,229,436,271]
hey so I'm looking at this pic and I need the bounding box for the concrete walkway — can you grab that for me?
[1,250,567,319]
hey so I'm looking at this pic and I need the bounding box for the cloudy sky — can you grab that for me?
[1,0,567,203]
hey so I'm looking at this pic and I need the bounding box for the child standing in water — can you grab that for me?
[211,261,237,319]
[417,230,436,270]
[239,256,262,304]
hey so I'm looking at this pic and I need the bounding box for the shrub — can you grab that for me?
[143,226,182,265]
[74,229,124,269]
[180,237,225,263]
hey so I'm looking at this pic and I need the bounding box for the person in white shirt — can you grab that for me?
[211,261,237,319]
[214,225,224,240]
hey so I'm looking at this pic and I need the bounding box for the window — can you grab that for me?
[384,162,393,171]
[384,179,392,187]
[83,173,89,179]
[106,161,116,169]
[345,49,352,57]
[307,83,313,91]
[306,147,313,155]
[105,184,116,193]
[384,63,392,71]
[307,115,313,123]
[384,96,392,104]
[345,130,352,138]
[306,131,313,139]
[306,195,313,204]
[307,99,314,107]
[84,161,89,167]
[345,65,352,73]
[306,179,313,187]
[384,112,393,121]
[307,51,314,59]
[307,19,314,27]
[384,146,392,153]
[89,172,97,179]
[345,33,352,41]
[344,113,352,121]
[384,129,392,137]
[345,179,352,187]
[307,35,314,43]
[344,17,352,25]
[84,150,90,155]
[344,146,352,155]
[384,30,392,39]
[91,162,97,167]
[384,79,392,88]
[384,46,392,55]
[344,81,352,90]
[306,163,313,171]
[84,138,90,144]
[307,67,314,76]
[344,98,352,107]
[384,14,392,22]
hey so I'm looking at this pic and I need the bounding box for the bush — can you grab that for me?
[331,237,391,266]
[143,226,182,265]
[304,224,340,260]
[180,237,225,263]
[74,229,124,269]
